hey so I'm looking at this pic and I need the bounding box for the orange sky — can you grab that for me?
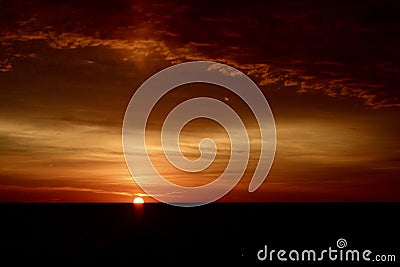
[0,0,399,202]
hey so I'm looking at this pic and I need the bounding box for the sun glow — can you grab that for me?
[133,197,144,204]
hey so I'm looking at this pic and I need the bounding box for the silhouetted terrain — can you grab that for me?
[0,203,398,265]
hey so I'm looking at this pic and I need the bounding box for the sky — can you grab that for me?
[0,0,399,202]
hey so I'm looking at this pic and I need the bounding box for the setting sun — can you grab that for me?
[133,197,144,204]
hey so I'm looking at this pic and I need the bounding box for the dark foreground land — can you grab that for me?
[0,203,399,265]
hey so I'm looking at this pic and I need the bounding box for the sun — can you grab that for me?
[133,197,144,204]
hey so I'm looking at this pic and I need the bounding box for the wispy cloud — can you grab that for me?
[0,184,133,197]
[0,59,12,72]
[207,63,243,77]
[1,25,398,108]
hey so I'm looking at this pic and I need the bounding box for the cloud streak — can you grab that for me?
[1,5,399,109]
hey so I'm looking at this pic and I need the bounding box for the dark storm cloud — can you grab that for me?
[1,0,399,108]
[156,0,400,108]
